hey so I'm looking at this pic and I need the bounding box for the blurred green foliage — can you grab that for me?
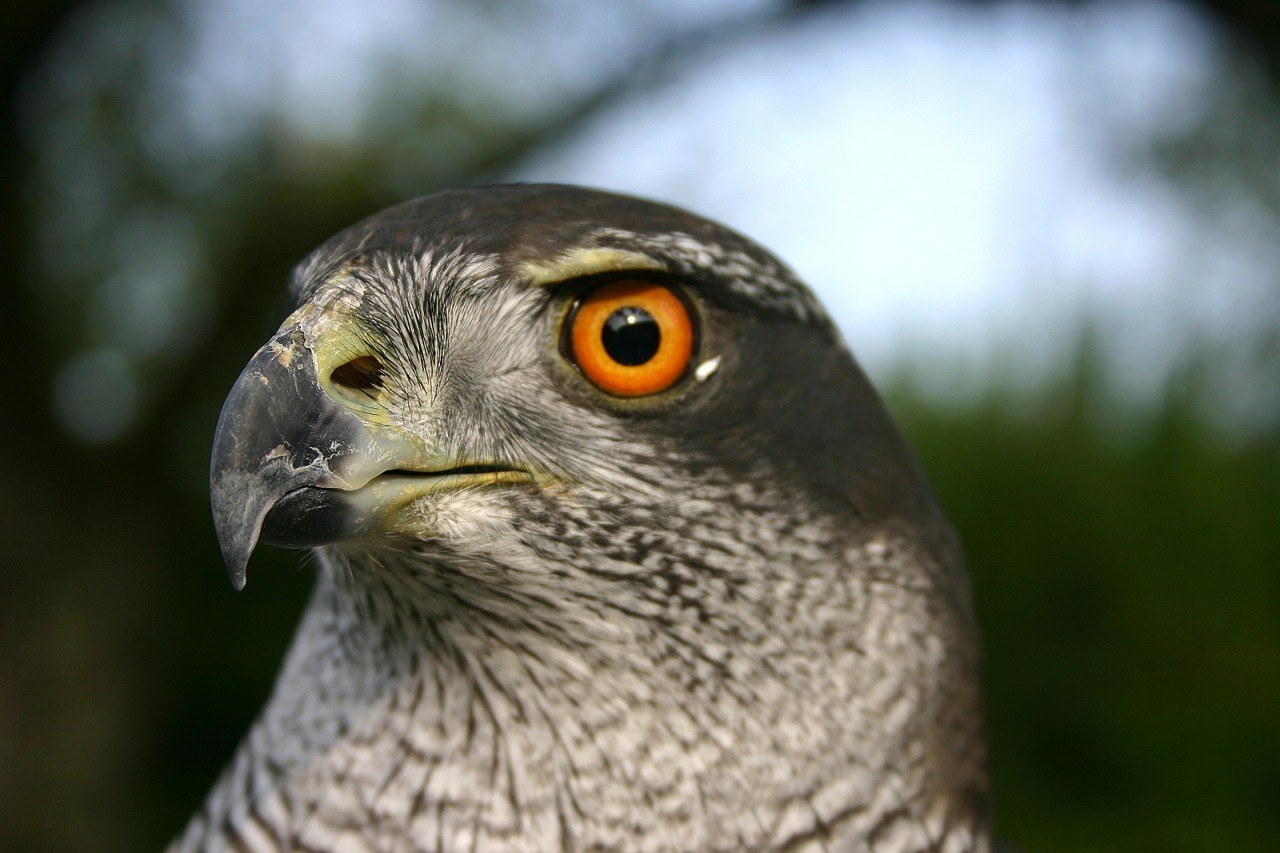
[2,1,1279,852]
[890,357,1280,852]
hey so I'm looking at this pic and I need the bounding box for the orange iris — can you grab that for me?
[568,279,695,397]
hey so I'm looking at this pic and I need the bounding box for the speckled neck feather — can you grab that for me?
[179,477,988,851]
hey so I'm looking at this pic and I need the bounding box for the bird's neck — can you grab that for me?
[186,538,990,852]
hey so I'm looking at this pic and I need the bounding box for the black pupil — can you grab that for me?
[602,306,661,366]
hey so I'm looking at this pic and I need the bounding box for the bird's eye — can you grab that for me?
[566,279,695,397]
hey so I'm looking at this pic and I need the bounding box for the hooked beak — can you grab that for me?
[209,325,370,589]
[209,323,536,590]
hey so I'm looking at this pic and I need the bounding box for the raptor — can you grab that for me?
[176,184,991,851]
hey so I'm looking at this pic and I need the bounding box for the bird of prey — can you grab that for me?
[175,184,991,852]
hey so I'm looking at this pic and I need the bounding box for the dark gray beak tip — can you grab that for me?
[210,469,271,591]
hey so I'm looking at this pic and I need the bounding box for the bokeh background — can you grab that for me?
[2,0,1279,850]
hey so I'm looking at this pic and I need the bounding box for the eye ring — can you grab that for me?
[565,279,696,397]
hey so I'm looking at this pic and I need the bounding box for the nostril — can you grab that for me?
[330,355,385,396]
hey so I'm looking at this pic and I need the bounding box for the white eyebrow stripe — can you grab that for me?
[521,247,667,287]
